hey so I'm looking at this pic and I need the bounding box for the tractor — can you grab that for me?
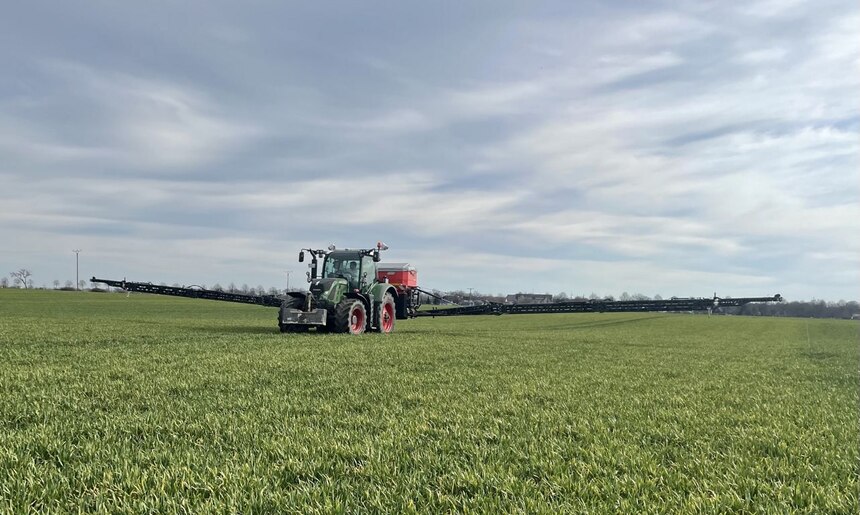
[279,242,418,334]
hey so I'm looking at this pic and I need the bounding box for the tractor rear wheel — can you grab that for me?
[373,293,396,333]
[335,298,367,334]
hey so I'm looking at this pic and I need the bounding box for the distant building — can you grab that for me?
[505,293,554,304]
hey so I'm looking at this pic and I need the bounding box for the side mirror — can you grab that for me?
[298,251,305,263]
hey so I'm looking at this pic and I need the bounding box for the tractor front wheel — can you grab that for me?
[335,299,367,334]
[280,324,309,333]
[278,296,306,334]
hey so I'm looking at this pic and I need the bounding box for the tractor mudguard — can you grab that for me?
[369,283,398,304]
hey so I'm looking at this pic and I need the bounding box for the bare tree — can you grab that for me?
[53,279,60,289]
[10,269,32,289]
[0,277,8,288]
[78,279,87,290]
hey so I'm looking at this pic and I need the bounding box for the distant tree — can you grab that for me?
[64,280,74,289]
[241,284,250,294]
[53,279,60,289]
[555,292,569,301]
[740,303,762,316]
[212,283,223,292]
[268,287,279,296]
[447,290,466,304]
[227,282,236,293]
[0,277,8,288]
[632,293,650,301]
[432,289,444,305]
[172,283,181,288]
[589,292,599,300]
[653,294,663,300]
[10,269,32,289]
[79,279,87,290]
[620,291,631,301]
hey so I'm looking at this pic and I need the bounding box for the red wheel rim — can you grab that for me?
[381,302,394,332]
[350,304,365,333]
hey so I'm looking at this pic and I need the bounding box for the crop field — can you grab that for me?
[0,289,857,513]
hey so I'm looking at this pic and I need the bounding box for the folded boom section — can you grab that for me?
[416,295,783,317]
[91,277,285,308]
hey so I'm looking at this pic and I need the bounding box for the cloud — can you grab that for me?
[3,61,260,171]
[0,1,857,300]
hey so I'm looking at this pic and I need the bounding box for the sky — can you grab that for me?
[1,1,858,301]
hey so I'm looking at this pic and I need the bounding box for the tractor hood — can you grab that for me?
[309,277,347,305]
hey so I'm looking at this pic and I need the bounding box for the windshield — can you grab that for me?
[322,254,361,288]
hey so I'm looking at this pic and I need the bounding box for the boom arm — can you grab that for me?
[91,277,287,308]
[415,294,783,317]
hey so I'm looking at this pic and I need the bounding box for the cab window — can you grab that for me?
[361,256,375,285]
[323,256,361,288]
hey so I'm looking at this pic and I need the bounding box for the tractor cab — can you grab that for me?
[321,251,376,290]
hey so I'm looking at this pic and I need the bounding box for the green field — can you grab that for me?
[1,289,857,513]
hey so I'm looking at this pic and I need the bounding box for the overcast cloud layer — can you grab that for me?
[1,1,858,300]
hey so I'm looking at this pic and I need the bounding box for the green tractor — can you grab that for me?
[279,243,418,334]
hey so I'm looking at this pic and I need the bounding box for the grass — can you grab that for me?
[0,289,857,513]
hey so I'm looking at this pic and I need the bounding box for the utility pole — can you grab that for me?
[468,287,474,304]
[73,249,81,291]
[285,270,292,292]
